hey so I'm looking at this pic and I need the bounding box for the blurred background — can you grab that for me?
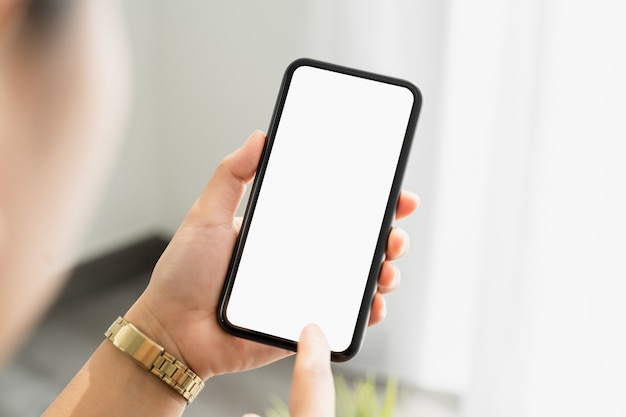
[3,0,626,416]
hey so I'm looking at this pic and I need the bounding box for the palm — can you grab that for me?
[141,221,292,379]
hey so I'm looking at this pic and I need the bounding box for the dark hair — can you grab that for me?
[22,0,75,37]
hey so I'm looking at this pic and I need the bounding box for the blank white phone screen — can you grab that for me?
[226,65,414,353]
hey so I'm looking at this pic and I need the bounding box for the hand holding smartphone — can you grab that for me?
[218,58,422,361]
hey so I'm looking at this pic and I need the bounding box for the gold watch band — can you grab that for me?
[105,316,204,404]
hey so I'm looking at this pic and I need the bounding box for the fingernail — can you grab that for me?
[400,229,409,256]
[392,263,401,288]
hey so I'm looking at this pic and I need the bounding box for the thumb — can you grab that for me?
[290,324,335,417]
[184,131,265,227]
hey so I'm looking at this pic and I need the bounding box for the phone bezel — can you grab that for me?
[217,58,422,361]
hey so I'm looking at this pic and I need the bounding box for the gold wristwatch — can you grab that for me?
[105,316,204,404]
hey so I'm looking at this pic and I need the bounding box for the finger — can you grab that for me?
[378,261,400,294]
[234,216,243,232]
[386,228,409,260]
[242,414,261,417]
[184,131,266,227]
[290,324,335,417]
[368,293,387,326]
[395,190,420,220]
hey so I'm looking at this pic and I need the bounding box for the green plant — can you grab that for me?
[266,374,398,417]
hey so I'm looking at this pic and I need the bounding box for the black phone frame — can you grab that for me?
[217,58,422,361]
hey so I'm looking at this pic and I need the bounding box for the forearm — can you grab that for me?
[42,340,187,417]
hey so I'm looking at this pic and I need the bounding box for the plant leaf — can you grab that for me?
[335,374,357,417]
[266,396,291,417]
[380,377,398,417]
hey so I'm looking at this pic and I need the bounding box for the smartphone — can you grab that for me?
[218,58,421,361]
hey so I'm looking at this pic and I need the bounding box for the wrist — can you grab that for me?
[44,339,187,417]
[123,295,217,380]
[124,299,188,367]
[101,339,189,409]
[104,316,204,404]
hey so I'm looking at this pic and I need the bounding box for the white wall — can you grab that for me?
[83,0,448,386]
[84,2,312,258]
[152,1,309,229]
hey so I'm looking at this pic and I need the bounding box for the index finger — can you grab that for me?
[290,324,335,417]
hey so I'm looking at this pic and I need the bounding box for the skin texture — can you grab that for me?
[0,2,419,415]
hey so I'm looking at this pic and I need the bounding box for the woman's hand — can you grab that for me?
[125,130,419,380]
[243,324,335,417]
[288,324,335,417]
